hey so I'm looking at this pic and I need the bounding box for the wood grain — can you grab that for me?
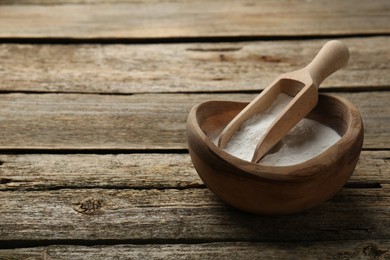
[0,92,387,150]
[0,0,388,39]
[1,241,389,259]
[0,154,201,191]
[0,186,389,242]
[0,37,388,93]
[0,151,388,191]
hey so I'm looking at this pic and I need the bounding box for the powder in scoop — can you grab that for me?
[214,94,341,166]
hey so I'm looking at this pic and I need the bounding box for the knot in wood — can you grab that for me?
[75,197,103,214]
[361,243,389,258]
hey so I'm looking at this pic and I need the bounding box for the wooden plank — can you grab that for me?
[0,37,388,93]
[0,92,388,150]
[1,241,389,259]
[0,186,390,242]
[0,0,388,39]
[0,151,388,191]
[0,154,202,190]
[351,151,390,185]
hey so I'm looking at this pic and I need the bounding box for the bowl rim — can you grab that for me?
[188,93,363,181]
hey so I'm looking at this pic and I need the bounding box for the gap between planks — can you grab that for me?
[1,33,390,45]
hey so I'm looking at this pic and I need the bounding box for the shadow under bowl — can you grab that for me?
[186,94,364,215]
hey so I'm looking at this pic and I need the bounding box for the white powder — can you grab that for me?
[214,94,341,166]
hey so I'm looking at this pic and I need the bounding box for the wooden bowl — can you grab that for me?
[186,94,364,215]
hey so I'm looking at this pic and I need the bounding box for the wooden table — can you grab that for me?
[0,1,389,258]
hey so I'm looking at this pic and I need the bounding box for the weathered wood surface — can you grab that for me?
[1,241,390,259]
[0,92,387,150]
[0,37,389,93]
[0,0,388,257]
[0,0,388,39]
[0,185,389,242]
[0,151,388,191]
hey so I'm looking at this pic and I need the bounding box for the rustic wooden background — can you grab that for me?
[0,0,389,258]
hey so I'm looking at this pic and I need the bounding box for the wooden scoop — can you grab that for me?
[217,40,350,163]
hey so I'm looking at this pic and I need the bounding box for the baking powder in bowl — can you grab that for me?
[214,94,341,166]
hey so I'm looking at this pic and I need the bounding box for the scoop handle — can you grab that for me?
[305,40,350,87]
